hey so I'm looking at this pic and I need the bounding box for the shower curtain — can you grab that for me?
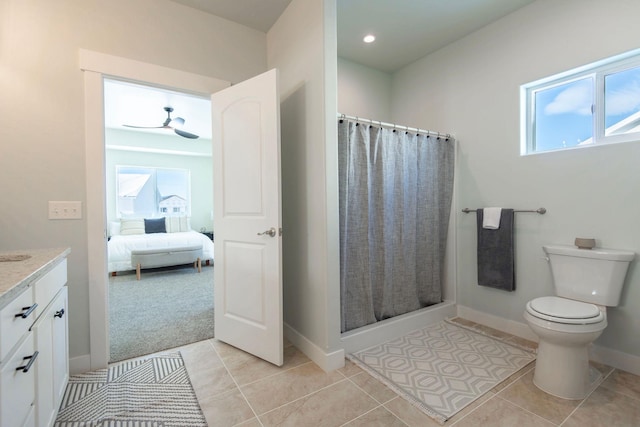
[338,119,455,333]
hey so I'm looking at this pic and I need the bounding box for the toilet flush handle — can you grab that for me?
[542,256,550,262]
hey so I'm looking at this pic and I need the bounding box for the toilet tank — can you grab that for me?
[543,245,635,306]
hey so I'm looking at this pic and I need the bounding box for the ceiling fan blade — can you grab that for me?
[174,129,199,139]
[123,124,167,129]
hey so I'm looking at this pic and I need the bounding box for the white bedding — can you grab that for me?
[108,230,214,273]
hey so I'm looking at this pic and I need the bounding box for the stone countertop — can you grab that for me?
[0,247,71,310]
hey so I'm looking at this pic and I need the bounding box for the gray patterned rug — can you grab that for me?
[55,352,206,426]
[348,320,535,424]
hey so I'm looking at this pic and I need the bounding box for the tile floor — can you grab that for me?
[167,318,640,426]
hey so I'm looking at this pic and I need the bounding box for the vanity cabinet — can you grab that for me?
[0,253,69,427]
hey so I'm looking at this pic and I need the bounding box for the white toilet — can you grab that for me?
[523,244,634,400]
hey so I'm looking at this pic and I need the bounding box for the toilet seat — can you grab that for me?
[526,296,605,325]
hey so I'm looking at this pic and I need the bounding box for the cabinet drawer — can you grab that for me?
[0,286,35,362]
[34,258,67,319]
[0,332,36,427]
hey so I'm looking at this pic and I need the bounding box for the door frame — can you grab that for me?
[80,49,229,370]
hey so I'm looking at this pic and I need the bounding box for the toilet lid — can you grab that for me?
[527,296,605,324]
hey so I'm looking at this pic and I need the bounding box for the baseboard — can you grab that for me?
[456,304,539,342]
[456,304,640,376]
[283,322,345,372]
[590,344,640,376]
[69,354,92,375]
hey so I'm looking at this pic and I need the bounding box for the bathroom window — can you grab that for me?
[521,49,640,155]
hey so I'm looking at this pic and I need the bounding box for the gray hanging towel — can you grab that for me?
[476,209,515,291]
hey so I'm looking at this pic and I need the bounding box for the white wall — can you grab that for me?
[391,0,640,361]
[0,0,266,361]
[337,57,392,122]
[105,129,214,232]
[267,0,343,369]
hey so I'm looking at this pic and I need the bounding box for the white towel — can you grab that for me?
[483,207,502,229]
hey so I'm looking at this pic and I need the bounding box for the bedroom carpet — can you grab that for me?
[109,265,214,363]
[55,352,206,426]
[347,320,536,424]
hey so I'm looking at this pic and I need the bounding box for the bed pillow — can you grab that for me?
[144,218,166,234]
[165,216,191,233]
[119,219,145,235]
[109,221,121,236]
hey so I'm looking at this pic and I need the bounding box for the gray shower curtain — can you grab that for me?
[338,119,455,333]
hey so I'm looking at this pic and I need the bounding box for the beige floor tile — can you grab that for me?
[211,339,243,360]
[259,379,378,427]
[497,368,580,424]
[472,323,515,341]
[233,418,262,427]
[349,371,398,404]
[224,344,311,386]
[339,359,363,378]
[372,374,497,426]
[383,396,444,427]
[505,336,538,351]
[453,396,555,427]
[449,317,480,329]
[562,386,640,427]
[600,369,640,400]
[491,361,535,394]
[446,392,495,424]
[189,363,237,399]
[180,340,224,370]
[197,388,256,427]
[343,406,408,426]
[241,362,344,414]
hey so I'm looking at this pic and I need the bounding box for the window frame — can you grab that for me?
[521,49,640,155]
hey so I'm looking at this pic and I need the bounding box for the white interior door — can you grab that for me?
[211,69,283,366]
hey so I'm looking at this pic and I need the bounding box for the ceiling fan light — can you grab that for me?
[170,117,185,128]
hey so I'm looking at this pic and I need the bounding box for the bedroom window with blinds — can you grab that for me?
[521,49,640,155]
[116,166,191,218]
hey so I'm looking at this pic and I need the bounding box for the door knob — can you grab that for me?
[257,227,277,237]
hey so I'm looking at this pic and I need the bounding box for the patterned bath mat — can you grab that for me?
[55,352,206,426]
[348,320,535,424]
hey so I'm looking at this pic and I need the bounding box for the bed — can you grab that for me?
[107,217,214,274]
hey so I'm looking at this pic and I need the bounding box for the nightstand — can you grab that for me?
[201,231,214,241]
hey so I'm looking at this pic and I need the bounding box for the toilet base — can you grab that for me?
[533,339,602,400]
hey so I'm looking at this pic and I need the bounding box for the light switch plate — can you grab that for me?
[49,201,82,220]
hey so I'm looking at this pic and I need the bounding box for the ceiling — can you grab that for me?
[337,0,535,73]
[107,0,535,138]
[172,0,535,73]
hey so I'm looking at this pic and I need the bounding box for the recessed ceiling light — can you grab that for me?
[363,34,376,43]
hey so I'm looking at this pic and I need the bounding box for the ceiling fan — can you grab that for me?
[123,106,199,139]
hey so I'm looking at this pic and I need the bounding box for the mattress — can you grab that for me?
[108,230,214,272]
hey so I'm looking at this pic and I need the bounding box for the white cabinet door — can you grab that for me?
[0,332,36,427]
[33,287,68,427]
[211,69,283,366]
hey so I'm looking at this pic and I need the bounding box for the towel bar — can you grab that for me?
[462,207,546,214]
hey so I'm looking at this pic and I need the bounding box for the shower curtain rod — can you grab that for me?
[338,113,453,140]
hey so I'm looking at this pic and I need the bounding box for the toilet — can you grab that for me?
[523,244,634,400]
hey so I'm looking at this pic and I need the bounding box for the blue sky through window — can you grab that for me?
[604,66,640,129]
[534,78,593,152]
[533,65,640,152]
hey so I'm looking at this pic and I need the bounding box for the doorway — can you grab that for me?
[81,49,230,370]
[103,78,215,362]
